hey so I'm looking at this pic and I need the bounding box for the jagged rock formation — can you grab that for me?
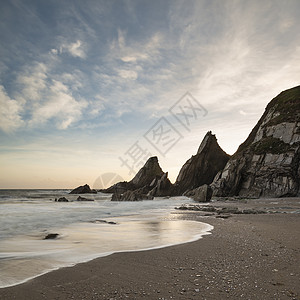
[69,184,97,194]
[173,131,230,195]
[130,156,164,187]
[212,86,300,198]
[102,156,173,200]
[102,156,164,194]
[105,133,229,201]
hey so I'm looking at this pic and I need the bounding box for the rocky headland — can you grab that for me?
[102,131,230,202]
[211,85,300,198]
[78,86,300,201]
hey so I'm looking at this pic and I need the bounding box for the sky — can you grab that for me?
[0,0,299,189]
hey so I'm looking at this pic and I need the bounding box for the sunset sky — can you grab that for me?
[1,0,299,188]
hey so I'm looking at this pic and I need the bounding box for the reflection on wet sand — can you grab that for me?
[0,216,213,288]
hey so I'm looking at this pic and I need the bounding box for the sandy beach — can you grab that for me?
[0,198,299,300]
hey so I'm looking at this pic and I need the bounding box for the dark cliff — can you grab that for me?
[212,85,300,198]
[173,131,230,195]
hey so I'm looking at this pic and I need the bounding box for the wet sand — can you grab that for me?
[0,198,299,299]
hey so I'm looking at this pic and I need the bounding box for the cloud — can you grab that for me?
[118,69,138,80]
[2,0,300,136]
[16,63,48,101]
[89,95,106,117]
[121,56,137,63]
[59,40,86,58]
[157,0,300,114]
[0,85,24,133]
[29,80,87,129]
[109,29,161,64]
[117,28,126,49]
[50,48,58,55]
[59,71,83,91]
[13,57,89,130]
[87,29,168,120]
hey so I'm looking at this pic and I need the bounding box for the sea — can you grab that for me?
[0,189,213,288]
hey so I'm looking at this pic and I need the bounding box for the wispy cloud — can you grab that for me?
[29,80,87,129]
[16,63,48,102]
[118,69,138,80]
[7,57,88,131]
[0,85,24,133]
[59,40,86,59]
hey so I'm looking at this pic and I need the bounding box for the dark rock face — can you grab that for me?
[130,156,164,188]
[148,172,174,197]
[173,131,230,195]
[102,156,166,199]
[212,86,300,198]
[111,190,154,202]
[69,184,97,194]
[111,193,122,201]
[184,184,213,202]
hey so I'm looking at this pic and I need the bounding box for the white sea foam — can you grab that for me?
[0,190,213,288]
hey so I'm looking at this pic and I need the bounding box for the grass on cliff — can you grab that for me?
[236,85,300,155]
[251,137,292,155]
[264,85,300,127]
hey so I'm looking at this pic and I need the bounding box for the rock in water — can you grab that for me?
[76,196,94,201]
[184,184,213,202]
[69,184,97,194]
[57,197,69,202]
[212,85,300,198]
[91,220,118,225]
[44,233,59,240]
[173,131,230,195]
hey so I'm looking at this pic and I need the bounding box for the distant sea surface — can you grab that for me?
[0,189,213,288]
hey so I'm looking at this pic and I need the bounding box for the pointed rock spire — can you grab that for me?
[102,156,164,194]
[173,131,230,195]
[129,156,164,188]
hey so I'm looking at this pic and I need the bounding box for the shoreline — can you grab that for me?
[0,199,299,299]
[0,219,213,290]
